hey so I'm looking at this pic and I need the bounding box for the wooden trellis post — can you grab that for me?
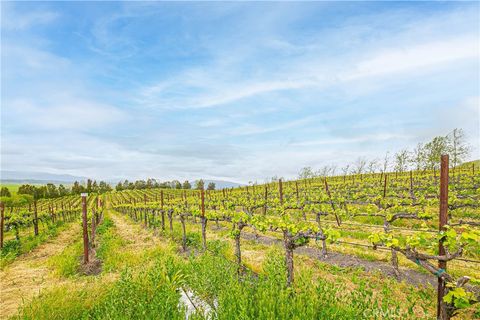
[81,193,89,264]
[437,155,449,320]
[0,202,4,249]
[201,189,207,250]
[383,174,388,198]
[33,200,39,236]
[279,179,283,204]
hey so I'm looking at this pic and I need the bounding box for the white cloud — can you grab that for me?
[137,32,478,111]
[290,133,411,147]
[2,4,59,31]
[344,36,479,81]
[2,3,479,183]
[6,98,126,131]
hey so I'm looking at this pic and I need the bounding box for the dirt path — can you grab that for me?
[206,224,435,287]
[109,212,162,249]
[0,223,82,319]
[239,231,436,287]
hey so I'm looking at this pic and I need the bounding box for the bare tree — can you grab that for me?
[354,157,367,174]
[341,164,350,176]
[382,152,390,173]
[368,158,380,173]
[394,149,410,172]
[298,167,315,179]
[317,166,330,177]
[329,164,337,176]
[447,128,470,168]
[410,143,426,171]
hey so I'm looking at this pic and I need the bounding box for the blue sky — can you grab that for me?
[1,1,479,183]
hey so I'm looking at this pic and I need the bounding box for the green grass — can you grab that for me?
[16,241,431,320]
[47,239,83,277]
[14,211,480,319]
[0,183,21,194]
[0,221,70,269]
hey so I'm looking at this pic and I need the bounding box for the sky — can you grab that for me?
[1,1,479,184]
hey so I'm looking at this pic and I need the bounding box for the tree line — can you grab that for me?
[298,128,471,179]
[1,178,217,202]
[114,178,215,191]
[12,179,113,200]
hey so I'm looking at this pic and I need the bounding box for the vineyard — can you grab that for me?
[0,156,479,319]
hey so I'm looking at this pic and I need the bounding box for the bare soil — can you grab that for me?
[0,223,82,319]
[240,231,436,287]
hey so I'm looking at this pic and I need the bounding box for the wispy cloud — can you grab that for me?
[1,5,59,31]
[2,2,479,183]
[344,36,479,81]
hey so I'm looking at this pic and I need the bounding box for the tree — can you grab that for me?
[341,165,350,176]
[382,152,390,173]
[45,183,58,198]
[173,180,182,189]
[86,179,93,193]
[92,180,99,193]
[18,184,36,196]
[98,181,112,193]
[35,186,47,199]
[207,182,216,190]
[134,180,146,189]
[115,182,124,191]
[394,149,410,173]
[146,178,156,189]
[411,143,426,171]
[448,128,470,168]
[354,157,367,174]
[317,166,330,177]
[424,136,449,170]
[71,181,80,194]
[329,164,337,176]
[182,180,191,189]
[58,184,69,196]
[195,179,205,190]
[159,182,171,189]
[0,187,11,197]
[298,167,315,179]
[368,159,380,173]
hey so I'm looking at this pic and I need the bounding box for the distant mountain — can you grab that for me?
[0,171,87,184]
[204,180,243,189]
[0,171,244,189]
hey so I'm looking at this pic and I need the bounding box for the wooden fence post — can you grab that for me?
[383,174,388,198]
[264,186,268,215]
[91,211,96,248]
[0,202,4,249]
[279,179,283,204]
[410,170,415,201]
[438,155,449,320]
[33,200,39,236]
[81,193,89,264]
[160,190,165,231]
[201,189,207,250]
